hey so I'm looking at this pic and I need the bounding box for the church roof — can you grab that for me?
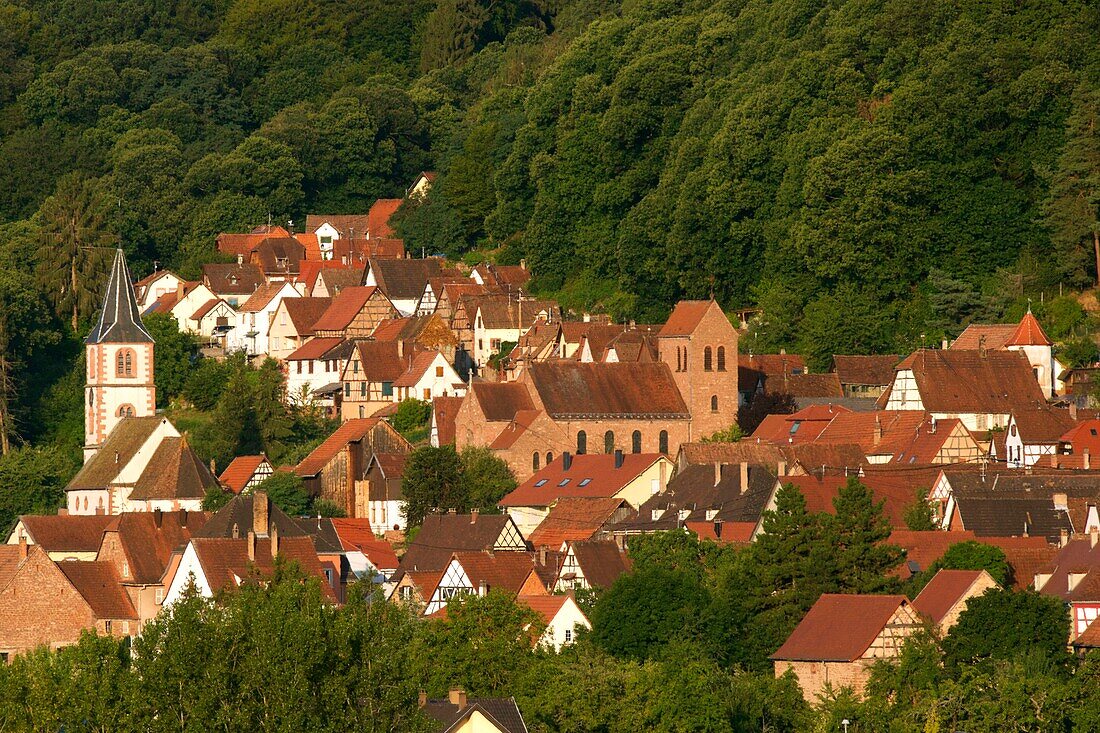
[86,249,154,344]
[1005,310,1052,347]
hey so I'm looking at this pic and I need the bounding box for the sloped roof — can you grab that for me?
[195,492,310,540]
[393,351,445,387]
[370,257,442,300]
[527,362,689,419]
[475,295,559,330]
[527,497,626,548]
[519,594,569,625]
[317,267,367,296]
[367,199,403,239]
[421,697,528,733]
[432,396,464,446]
[17,515,113,553]
[87,249,153,345]
[57,561,138,619]
[311,286,382,332]
[569,539,632,589]
[470,382,536,422]
[773,594,911,661]
[283,297,333,336]
[1037,538,1100,602]
[1012,408,1076,443]
[191,298,230,320]
[128,437,219,501]
[500,454,666,508]
[0,545,28,592]
[239,282,295,313]
[353,340,408,382]
[912,569,990,623]
[219,455,268,494]
[738,353,807,379]
[832,355,901,386]
[775,372,843,398]
[305,213,372,236]
[1006,311,1052,347]
[215,226,290,256]
[329,518,400,569]
[332,238,404,264]
[400,514,517,574]
[658,300,714,336]
[202,263,264,295]
[780,472,920,528]
[67,417,165,490]
[251,237,305,275]
[884,350,1047,413]
[295,418,382,477]
[488,410,544,450]
[190,535,333,599]
[452,551,537,594]
[110,510,207,585]
[286,336,346,361]
[951,324,1018,351]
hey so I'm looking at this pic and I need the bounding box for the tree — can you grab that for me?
[144,313,197,407]
[0,445,79,532]
[828,477,902,594]
[254,472,310,517]
[36,174,115,332]
[202,484,232,512]
[460,446,516,511]
[253,358,292,460]
[391,398,431,436]
[902,488,938,531]
[700,423,743,443]
[401,445,466,526]
[182,357,230,411]
[943,588,1072,671]
[930,541,1011,587]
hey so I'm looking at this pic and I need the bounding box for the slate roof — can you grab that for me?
[202,263,264,295]
[87,249,153,344]
[67,417,165,490]
[400,514,518,574]
[658,300,714,336]
[527,497,627,548]
[432,396,464,446]
[421,697,529,733]
[500,454,666,507]
[58,561,138,619]
[16,515,113,554]
[471,382,536,422]
[773,595,912,662]
[282,297,333,336]
[219,455,269,494]
[295,418,383,477]
[912,569,990,624]
[526,362,689,419]
[311,286,383,332]
[832,355,901,386]
[369,258,443,300]
[128,437,219,501]
[882,350,1047,413]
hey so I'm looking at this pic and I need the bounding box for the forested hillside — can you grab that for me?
[1,0,1099,442]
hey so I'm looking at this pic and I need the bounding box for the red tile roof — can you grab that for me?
[500,454,666,508]
[128,436,219,501]
[832,355,901,386]
[282,297,333,336]
[17,515,114,553]
[433,396,464,446]
[882,350,1047,413]
[295,418,381,477]
[782,470,930,528]
[219,455,269,494]
[470,382,536,422]
[686,520,756,544]
[286,336,346,361]
[1005,311,1052,347]
[527,497,627,548]
[518,594,568,625]
[367,199,403,239]
[353,340,408,382]
[310,286,381,332]
[658,300,715,336]
[190,535,334,600]
[526,362,689,419]
[912,569,989,623]
[329,519,400,570]
[1012,408,1076,443]
[451,551,539,595]
[950,324,1018,350]
[772,594,910,661]
[567,539,632,589]
[239,282,295,313]
[191,298,227,320]
[58,561,138,619]
[1058,419,1100,455]
[109,510,207,585]
[488,410,544,450]
[393,350,444,388]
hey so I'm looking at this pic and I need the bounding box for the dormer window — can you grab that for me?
[651,509,665,521]
[276,257,288,268]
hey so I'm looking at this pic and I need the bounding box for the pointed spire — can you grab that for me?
[1005,309,1051,347]
[86,248,154,344]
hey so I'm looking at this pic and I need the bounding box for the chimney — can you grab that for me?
[614,449,624,469]
[1085,448,1091,471]
[247,531,256,562]
[470,509,479,524]
[478,580,488,597]
[397,339,404,358]
[563,452,572,471]
[418,691,428,708]
[873,417,882,447]
[271,524,279,558]
[713,462,722,487]
[449,689,467,710]
[1051,453,1059,469]
[1059,528,1069,547]
[237,253,244,265]
[777,460,787,477]
[538,546,546,566]
[1070,402,1078,421]
[18,535,27,561]
[941,338,949,350]
[180,508,188,527]
[978,335,987,358]
[153,509,163,528]
[254,492,269,536]
[740,462,749,493]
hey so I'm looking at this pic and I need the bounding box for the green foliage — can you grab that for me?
[943,588,1072,671]
[700,423,743,443]
[400,444,517,525]
[459,445,518,510]
[312,499,347,518]
[930,540,1012,588]
[202,484,232,512]
[254,471,311,517]
[143,312,198,407]
[391,398,432,436]
[902,488,938,531]
[0,445,79,533]
[182,357,230,410]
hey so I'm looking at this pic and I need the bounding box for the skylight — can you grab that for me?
[578,478,592,487]
[558,478,571,487]
[534,479,548,487]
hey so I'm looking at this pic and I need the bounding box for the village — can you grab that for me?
[2,172,1100,730]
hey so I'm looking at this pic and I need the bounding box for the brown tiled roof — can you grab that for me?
[433,396,464,446]
[602,329,660,362]
[195,492,309,540]
[399,514,518,574]
[912,569,989,623]
[471,381,536,422]
[332,238,404,264]
[215,226,289,257]
[775,372,843,397]
[739,353,807,379]
[367,199,403,239]
[239,282,294,313]
[191,298,228,320]
[519,593,569,625]
[998,543,1061,590]
[295,418,382,477]
[781,472,920,528]
[369,257,442,300]
[317,267,366,296]
[1006,312,1052,346]
[1037,539,1100,602]
[421,697,528,733]
[190,535,333,599]
[487,410,544,450]
[128,437,219,501]
[305,214,372,236]
[951,324,1018,351]
[772,594,911,661]
[573,324,627,358]
[785,443,869,475]
[568,539,631,589]
[353,340,408,382]
[1073,617,1100,648]
[251,237,305,275]
[473,263,532,291]
[501,454,666,507]
[658,300,714,336]
[311,286,382,332]
[527,362,689,419]
[147,292,180,314]
[750,404,848,444]
[17,515,113,553]
[286,336,346,361]
[474,295,559,330]
[0,545,29,591]
[832,355,901,386]
[393,350,443,387]
[58,561,138,619]
[111,510,207,584]
[67,417,165,490]
[452,551,538,594]
[883,350,1047,413]
[527,497,627,548]
[283,297,333,336]
[219,455,268,494]
[202,263,264,295]
[1012,408,1076,443]
[678,442,787,466]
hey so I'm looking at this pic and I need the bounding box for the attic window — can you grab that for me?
[789,421,801,434]
[558,479,571,487]
[578,478,592,487]
[534,479,548,487]
[1091,429,1097,436]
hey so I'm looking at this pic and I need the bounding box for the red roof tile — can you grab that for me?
[527,497,627,548]
[518,594,568,625]
[295,419,381,477]
[882,350,1047,413]
[17,515,114,554]
[219,455,269,494]
[58,561,138,619]
[471,382,536,422]
[282,297,333,336]
[367,199,403,239]
[912,569,989,623]
[832,355,901,386]
[1005,311,1052,347]
[393,350,444,388]
[452,551,538,595]
[310,286,382,332]
[286,336,346,361]
[658,300,715,336]
[329,519,399,569]
[488,410,544,450]
[526,362,689,419]
[772,594,910,661]
[239,282,295,313]
[191,535,334,600]
[433,396,464,446]
[501,454,666,508]
[950,324,1018,351]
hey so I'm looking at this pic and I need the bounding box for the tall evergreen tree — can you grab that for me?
[828,476,903,593]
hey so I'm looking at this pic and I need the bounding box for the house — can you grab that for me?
[499,452,673,536]
[520,594,590,651]
[772,594,921,701]
[1034,535,1100,643]
[831,355,901,399]
[1058,418,1100,460]
[247,236,307,280]
[392,351,464,403]
[553,539,632,592]
[0,542,138,659]
[424,550,547,615]
[365,257,445,316]
[313,266,366,298]
[436,281,492,330]
[1000,408,1077,467]
[407,171,436,199]
[738,352,807,405]
[340,340,416,420]
[215,224,291,259]
[148,281,219,336]
[750,404,852,445]
[134,269,183,311]
[419,690,529,733]
[311,286,397,339]
[284,337,348,409]
[950,310,1064,398]
[218,455,273,494]
[294,418,410,517]
[372,314,461,353]
[880,349,1048,431]
[416,276,473,317]
[267,297,332,359]
[201,262,264,307]
[305,214,372,258]
[122,434,220,513]
[811,410,982,465]
[185,297,236,345]
[5,515,114,561]
[432,396,464,447]
[366,198,403,239]
[912,568,998,633]
[469,262,531,292]
[364,453,409,534]
[526,497,632,549]
[228,281,300,356]
[470,294,560,369]
[329,518,400,582]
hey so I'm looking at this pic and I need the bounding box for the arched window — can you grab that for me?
[632,431,642,454]
[704,346,713,371]
[577,431,587,455]
[532,452,540,471]
[116,349,135,377]
[710,395,719,412]
[117,404,135,418]
[659,430,669,455]
[546,452,553,465]
[604,430,615,454]
[717,346,726,372]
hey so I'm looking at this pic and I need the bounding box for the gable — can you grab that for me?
[494,520,526,551]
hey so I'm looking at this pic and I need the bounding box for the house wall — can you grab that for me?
[170,284,217,334]
[1073,602,1100,639]
[137,273,183,310]
[0,548,98,658]
[540,599,591,651]
[287,357,343,406]
[268,300,306,359]
[884,370,923,411]
[194,303,236,339]
[163,543,213,605]
[938,574,998,632]
[774,660,876,702]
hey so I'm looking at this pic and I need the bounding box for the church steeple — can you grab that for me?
[84,248,156,463]
[87,249,153,344]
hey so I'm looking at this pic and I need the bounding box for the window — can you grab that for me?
[296,361,303,374]
[400,586,412,600]
[564,628,573,643]
[676,347,682,372]
[546,452,553,465]
[116,349,135,377]
[659,430,669,454]
[423,388,431,400]
[436,366,444,377]
[717,346,726,372]
[104,620,112,633]
[353,361,359,373]
[359,406,365,418]
[308,361,314,375]
[87,389,93,407]
[533,453,540,471]
[558,479,571,487]
[711,395,718,412]
[382,381,394,397]
[632,431,642,454]
[577,431,587,454]
[578,478,592,487]
[534,479,548,487]
[490,338,501,351]
[344,383,351,397]
[117,405,135,418]
[121,562,129,577]
[704,346,713,371]
[360,381,367,397]
[604,430,615,454]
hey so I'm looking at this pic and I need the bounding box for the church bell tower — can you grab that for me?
[84,249,156,462]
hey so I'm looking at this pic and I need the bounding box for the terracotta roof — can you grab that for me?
[239,282,295,313]
[17,515,113,553]
[219,455,269,494]
[0,545,29,591]
[282,297,333,336]
[305,213,372,236]
[421,697,528,733]
[1037,539,1100,602]
[311,286,382,332]
[518,593,569,625]
[370,257,443,300]
[832,355,901,386]
[393,350,444,387]
[775,372,843,398]
[250,237,305,275]
[527,362,689,419]
[1011,408,1076,443]
[134,269,177,290]
[780,472,920,528]
[332,238,404,264]
[433,396,464,446]
[215,226,290,256]
[686,520,756,544]
[1005,311,1052,347]
[67,416,165,490]
[951,324,1018,350]
[202,263,264,295]
[750,404,848,444]
[110,510,207,584]
[58,561,138,619]
[329,519,399,570]
[128,437,219,501]
[785,443,869,475]
[888,531,1057,589]
[567,539,632,589]
[1073,617,1100,648]
[814,411,944,457]
[773,594,912,661]
[997,542,1061,590]
[658,300,715,336]
[145,291,180,314]
[474,295,559,330]
[286,336,346,361]
[473,263,532,291]
[912,569,989,623]
[501,454,666,508]
[739,353,807,379]
[487,410,544,450]
[471,382,536,421]
[451,550,538,594]
[352,340,408,382]
[399,514,518,574]
[527,497,627,548]
[1058,419,1100,454]
[191,298,229,320]
[882,350,1047,413]
[190,535,333,599]
[195,492,310,541]
[603,329,660,362]
[367,199,403,239]
[295,418,382,477]
[679,442,787,466]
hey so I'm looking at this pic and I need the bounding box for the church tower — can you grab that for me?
[1004,308,1056,399]
[84,249,156,462]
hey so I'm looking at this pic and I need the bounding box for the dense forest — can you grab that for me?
[1,0,1100,448]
